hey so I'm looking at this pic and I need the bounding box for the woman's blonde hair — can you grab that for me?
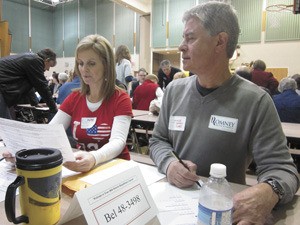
[145,74,159,83]
[74,34,118,100]
[173,72,186,80]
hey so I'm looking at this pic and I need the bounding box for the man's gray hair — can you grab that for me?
[160,59,171,68]
[182,1,240,58]
[278,78,297,93]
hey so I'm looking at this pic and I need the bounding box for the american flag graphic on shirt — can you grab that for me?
[86,123,111,140]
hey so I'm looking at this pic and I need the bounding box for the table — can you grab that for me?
[132,109,151,117]
[130,113,158,154]
[281,122,300,139]
[0,153,299,224]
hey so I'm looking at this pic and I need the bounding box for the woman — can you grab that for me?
[115,45,133,88]
[50,34,133,172]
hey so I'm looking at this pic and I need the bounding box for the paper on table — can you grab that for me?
[0,118,75,162]
[135,162,166,186]
[148,182,200,225]
[0,160,17,202]
[80,160,165,186]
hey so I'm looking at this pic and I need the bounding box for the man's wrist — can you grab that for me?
[262,179,284,203]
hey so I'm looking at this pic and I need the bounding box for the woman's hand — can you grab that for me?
[63,151,96,172]
[2,151,16,164]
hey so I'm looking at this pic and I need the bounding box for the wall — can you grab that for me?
[139,15,151,73]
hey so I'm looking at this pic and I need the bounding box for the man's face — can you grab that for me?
[138,71,147,83]
[161,65,171,76]
[179,17,218,74]
[44,59,56,71]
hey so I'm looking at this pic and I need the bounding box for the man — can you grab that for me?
[251,59,279,95]
[157,59,181,89]
[130,68,147,98]
[149,2,299,224]
[0,48,58,119]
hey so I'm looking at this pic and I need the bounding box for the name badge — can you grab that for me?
[81,117,97,129]
[168,116,186,131]
[208,115,238,133]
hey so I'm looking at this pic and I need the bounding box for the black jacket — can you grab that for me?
[158,66,181,89]
[0,53,57,113]
[130,81,140,97]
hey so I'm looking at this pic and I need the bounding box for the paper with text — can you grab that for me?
[80,161,165,186]
[0,118,75,162]
[148,182,200,225]
[59,161,157,225]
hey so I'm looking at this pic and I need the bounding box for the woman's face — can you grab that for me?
[77,49,104,87]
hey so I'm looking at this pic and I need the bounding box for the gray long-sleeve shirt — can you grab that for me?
[149,74,299,205]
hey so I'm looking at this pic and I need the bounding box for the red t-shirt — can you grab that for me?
[59,90,132,160]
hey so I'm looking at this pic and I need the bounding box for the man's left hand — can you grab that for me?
[232,183,279,225]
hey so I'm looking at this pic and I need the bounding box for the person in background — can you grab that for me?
[236,65,271,96]
[149,2,299,224]
[50,34,132,172]
[0,48,57,119]
[56,70,80,105]
[49,72,61,101]
[273,77,300,169]
[58,72,69,85]
[130,68,147,98]
[291,73,300,95]
[157,59,181,89]
[132,74,163,110]
[115,45,133,89]
[273,78,300,123]
[251,59,279,95]
[235,65,252,81]
[173,71,186,80]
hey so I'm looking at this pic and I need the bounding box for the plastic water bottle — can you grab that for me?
[197,163,233,225]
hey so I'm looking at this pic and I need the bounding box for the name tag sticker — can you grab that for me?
[169,116,186,131]
[81,117,97,129]
[209,115,238,133]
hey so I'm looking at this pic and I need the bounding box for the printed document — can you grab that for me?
[0,118,75,162]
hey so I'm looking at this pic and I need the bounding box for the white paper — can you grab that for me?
[80,160,165,186]
[0,118,75,162]
[148,182,200,225]
[135,162,166,186]
[0,161,17,202]
[59,161,158,225]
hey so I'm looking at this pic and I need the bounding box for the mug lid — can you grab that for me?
[16,148,63,170]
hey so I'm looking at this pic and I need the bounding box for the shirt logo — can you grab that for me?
[86,123,111,140]
[208,115,238,133]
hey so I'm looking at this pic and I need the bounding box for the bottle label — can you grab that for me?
[198,203,232,225]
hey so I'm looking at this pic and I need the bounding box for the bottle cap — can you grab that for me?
[210,163,227,178]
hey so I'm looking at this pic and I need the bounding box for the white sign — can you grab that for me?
[59,161,157,225]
